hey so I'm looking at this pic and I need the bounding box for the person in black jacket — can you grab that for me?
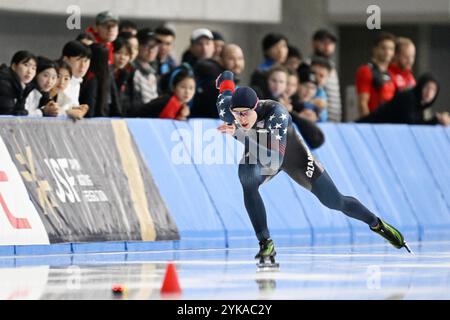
[79,43,122,117]
[357,73,449,126]
[0,51,37,116]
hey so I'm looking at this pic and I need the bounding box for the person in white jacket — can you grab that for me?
[49,60,89,119]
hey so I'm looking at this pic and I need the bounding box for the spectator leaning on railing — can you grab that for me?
[48,60,89,120]
[24,57,60,117]
[357,73,450,126]
[61,40,92,108]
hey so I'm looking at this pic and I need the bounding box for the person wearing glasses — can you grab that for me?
[215,70,411,267]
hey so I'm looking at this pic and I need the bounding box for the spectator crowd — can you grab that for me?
[1,10,448,129]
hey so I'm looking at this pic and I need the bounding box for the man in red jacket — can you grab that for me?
[389,37,416,92]
[86,11,120,65]
[355,32,396,117]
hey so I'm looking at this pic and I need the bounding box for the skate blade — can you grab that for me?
[403,242,414,254]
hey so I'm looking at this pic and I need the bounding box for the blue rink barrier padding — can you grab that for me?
[336,124,420,242]
[372,125,450,240]
[126,119,227,249]
[1,119,449,256]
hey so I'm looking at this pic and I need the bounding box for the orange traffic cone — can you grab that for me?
[160,262,182,296]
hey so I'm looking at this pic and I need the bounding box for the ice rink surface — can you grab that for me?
[1,241,449,300]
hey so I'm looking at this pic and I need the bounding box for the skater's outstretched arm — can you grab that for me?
[216,71,236,125]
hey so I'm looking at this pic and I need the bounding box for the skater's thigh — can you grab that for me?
[281,166,314,191]
[238,163,265,187]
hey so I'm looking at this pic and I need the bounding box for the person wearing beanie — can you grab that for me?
[216,70,411,266]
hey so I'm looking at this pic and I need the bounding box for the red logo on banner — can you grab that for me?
[0,171,31,229]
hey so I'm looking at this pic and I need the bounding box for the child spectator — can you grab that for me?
[133,28,160,106]
[280,68,299,113]
[295,67,320,123]
[49,60,89,120]
[25,57,59,117]
[287,68,325,149]
[134,64,195,120]
[61,40,92,107]
[310,57,332,122]
[0,51,37,115]
[284,45,302,72]
[356,32,396,116]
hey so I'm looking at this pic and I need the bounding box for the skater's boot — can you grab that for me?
[255,238,276,260]
[370,218,412,253]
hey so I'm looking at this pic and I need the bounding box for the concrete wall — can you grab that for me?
[0,0,329,86]
[0,0,282,22]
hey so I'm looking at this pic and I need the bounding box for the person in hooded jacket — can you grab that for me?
[357,73,449,126]
[0,51,37,116]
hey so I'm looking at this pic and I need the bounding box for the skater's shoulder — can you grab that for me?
[257,100,290,122]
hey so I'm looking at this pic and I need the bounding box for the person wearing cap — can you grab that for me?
[132,28,160,107]
[215,70,410,262]
[181,28,215,67]
[86,11,120,65]
[310,29,342,122]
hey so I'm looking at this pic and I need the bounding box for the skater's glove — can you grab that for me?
[216,71,235,93]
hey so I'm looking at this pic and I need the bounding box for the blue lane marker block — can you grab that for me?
[0,246,15,257]
[126,241,175,252]
[71,241,126,254]
[14,244,72,256]
[15,255,73,267]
